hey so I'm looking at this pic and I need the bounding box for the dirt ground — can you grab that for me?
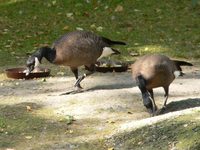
[1,64,200,149]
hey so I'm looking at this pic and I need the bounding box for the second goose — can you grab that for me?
[131,54,193,115]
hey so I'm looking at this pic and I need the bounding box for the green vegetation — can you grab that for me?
[105,111,200,150]
[0,0,200,68]
[0,102,77,149]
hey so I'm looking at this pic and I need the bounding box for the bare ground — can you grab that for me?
[0,64,200,149]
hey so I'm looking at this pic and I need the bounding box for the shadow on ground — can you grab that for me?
[87,82,134,91]
[0,102,112,150]
[0,102,81,149]
[161,98,200,114]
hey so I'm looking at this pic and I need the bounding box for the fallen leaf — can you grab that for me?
[57,71,65,76]
[138,141,143,145]
[63,25,69,30]
[33,16,37,20]
[26,35,32,38]
[4,45,11,48]
[52,0,56,6]
[96,26,103,32]
[106,120,115,124]
[66,13,73,19]
[11,51,15,55]
[26,106,32,111]
[127,111,133,114]
[90,24,96,29]
[41,78,46,82]
[115,5,123,12]
[76,27,83,31]
[65,129,73,134]
[108,147,114,150]
[25,136,32,139]
[129,52,139,57]
[19,10,23,14]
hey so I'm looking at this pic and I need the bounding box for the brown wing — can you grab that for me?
[52,31,109,67]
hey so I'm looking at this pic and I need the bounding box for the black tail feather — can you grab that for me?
[102,37,126,45]
[173,60,193,66]
[173,60,193,72]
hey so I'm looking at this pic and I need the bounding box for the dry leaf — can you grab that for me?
[52,0,56,6]
[41,78,46,82]
[115,5,123,12]
[25,136,32,139]
[57,71,65,76]
[76,27,83,31]
[90,24,96,29]
[26,35,32,38]
[5,45,11,48]
[63,25,69,30]
[65,129,73,134]
[106,120,115,124]
[26,106,32,111]
[66,13,73,19]
[127,111,133,114]
[96,26,103,32]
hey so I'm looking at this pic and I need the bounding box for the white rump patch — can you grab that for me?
[174,71,181,78]
[97,47,114,60]
[34,57,40,67]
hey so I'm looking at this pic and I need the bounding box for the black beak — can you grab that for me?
[112,48,121,55]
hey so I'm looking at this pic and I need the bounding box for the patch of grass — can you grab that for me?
[0,102,77,149]
[0,0,200,70]
[0,102,109,149]
[105,111,200,150]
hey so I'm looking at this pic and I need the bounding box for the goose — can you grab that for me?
[25,30,126,94]
[131,54,193,115]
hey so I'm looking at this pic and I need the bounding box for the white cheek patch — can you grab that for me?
[34,57,40,67]
[174,71,181,78]
[97,47,114,60]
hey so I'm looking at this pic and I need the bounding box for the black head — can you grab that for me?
[25,46,55,75]
[142,92,154,113]
[136,75,155,114]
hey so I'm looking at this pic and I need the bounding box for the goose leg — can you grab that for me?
[60,67,83,95]
[148,89,157,113]
[156,87,169,114]
[163,87,169,108]
[74,64,95,87]
[71,67,82,89]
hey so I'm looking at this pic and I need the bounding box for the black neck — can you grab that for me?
[33,46,56,63]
